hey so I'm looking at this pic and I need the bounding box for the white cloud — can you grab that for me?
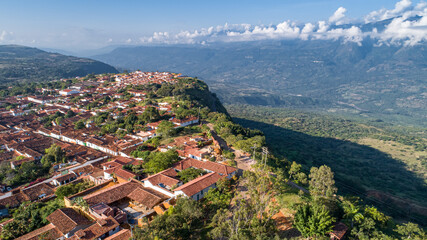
[329,7,347,25]
[379,15,427,46]
[0,30,10,42]
[365,0,413,23]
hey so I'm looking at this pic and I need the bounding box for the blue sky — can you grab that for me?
[0,0,425,50]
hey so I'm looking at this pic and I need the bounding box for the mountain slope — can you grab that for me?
[93,40,427,127]
[0,45,118,84]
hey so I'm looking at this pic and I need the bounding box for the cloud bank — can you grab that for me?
[141,0,427,47]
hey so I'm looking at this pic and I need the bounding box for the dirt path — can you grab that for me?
[233,148,255,171]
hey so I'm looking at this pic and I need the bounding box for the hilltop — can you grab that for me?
[0,45,118,84]
[93,39,427,127]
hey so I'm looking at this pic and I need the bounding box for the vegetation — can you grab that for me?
[293,203,335,238]
[0,199,64,239]
[55,181,94,199]
[143,150,180,174]
[94,40,427,127]
[0,45,117,84]
[177,168,207,183]
[134,198,204,240]
[41,144,67,167]
[228,104,427,224]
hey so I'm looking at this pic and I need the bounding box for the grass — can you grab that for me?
[357,138,427,182]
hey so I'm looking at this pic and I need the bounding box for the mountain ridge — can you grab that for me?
[0,45,118,84]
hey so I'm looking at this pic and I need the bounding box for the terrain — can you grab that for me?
[0,45,118,84]
[93,39,427,127]
[227,104,427,223]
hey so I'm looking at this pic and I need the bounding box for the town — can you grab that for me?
[0,71,239,239]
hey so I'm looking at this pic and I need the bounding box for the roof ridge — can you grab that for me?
[174,172,217,190]
[60,208,78,226]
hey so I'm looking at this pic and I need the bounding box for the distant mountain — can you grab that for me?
[93,39,427,127]
[0,45,118,84]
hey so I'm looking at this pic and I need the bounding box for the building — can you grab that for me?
[59,89,80,96]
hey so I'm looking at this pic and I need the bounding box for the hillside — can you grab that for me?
[227,104,427,223]
[0,45,118,84]
[93,40,427,127]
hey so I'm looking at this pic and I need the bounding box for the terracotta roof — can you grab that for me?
[0,192,28,207]
[53,172,77,182]
[330,222,348,240]
[105,167,137,180]
[15,223,62,240]
[127,188,167,209]
[104,229,131,240]
[173,172,222,197]
[83,181,139,206]
[144,172,180,188]
[46,208,92,234]
[173,158,237,176]
[22,183,54,201]
[68,217,119,240]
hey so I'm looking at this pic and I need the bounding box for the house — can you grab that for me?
[104,229,131,240]
[51,172,77,186]
[104,167,137,182]
[15,223,62,240]
[330,222,348,240]
[173,172,222,200]
[69,217,120,240]
[89,203,127,224]
[59,89,80,96]
[82,181,170,208]
[143,158,237,201]
[171,116,199,127]
[46,208,92,238]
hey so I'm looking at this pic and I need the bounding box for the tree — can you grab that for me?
[74,120,85,130]
[134,198,204,240]
[177,168,207,183]
[209,167,280,240]
[139,106,160,123]
[65,110,75,118]
[156,120,177,137]
[288,161,308,185]
[395,222,426,240]
[341,198,363,228]
[143,150,179,173]
[309,165,337,198]
[293,203,335,238]
[55,181,93,199]
[41,144,67,166]
[288,161,301,180]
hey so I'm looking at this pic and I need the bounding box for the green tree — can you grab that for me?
[177,168,207,183]
[134,198,204,240]
[395,222,426,240]
[41,144,67,166]
[156,120,177,137]
[144,150,179,173]
[293,203,335,238]
[309,165,337,198]
[74,120,85,130]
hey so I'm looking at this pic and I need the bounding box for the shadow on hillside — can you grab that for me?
[233,117,427,224]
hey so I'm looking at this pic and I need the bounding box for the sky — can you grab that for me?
[1,0,427,51]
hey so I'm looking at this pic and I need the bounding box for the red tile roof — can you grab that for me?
[46,208,92,235]
[173,172,222,197]
[15,223,62,240]
[104,167,137,180]
[68,217,119,240]
[173,158,236,176]
[104,229,131,240]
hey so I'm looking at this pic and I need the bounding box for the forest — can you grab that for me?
[227,104,427,225]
